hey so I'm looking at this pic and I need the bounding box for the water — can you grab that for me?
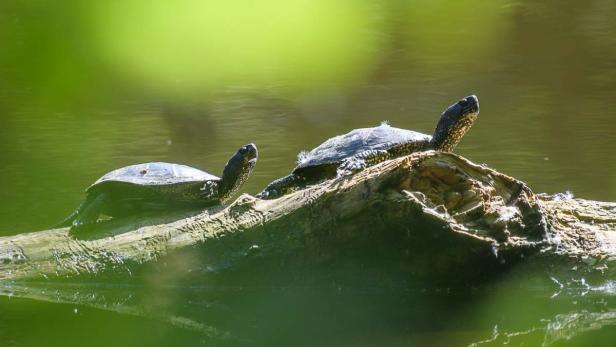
[1,0,616,345]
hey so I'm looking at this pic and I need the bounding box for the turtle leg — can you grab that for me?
[51,207,81,229]
[51,194,96,229]
[337,149,390,176]
[256,174,304,200]
[69,193,108,235]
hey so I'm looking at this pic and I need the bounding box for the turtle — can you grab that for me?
[55,143,258,234]
[256,95,479,199]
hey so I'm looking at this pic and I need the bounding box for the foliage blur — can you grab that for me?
[1,0,616,234]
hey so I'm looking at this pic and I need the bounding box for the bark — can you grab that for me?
[1,151,614,282]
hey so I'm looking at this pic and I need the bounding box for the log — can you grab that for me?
[1,151,615,282]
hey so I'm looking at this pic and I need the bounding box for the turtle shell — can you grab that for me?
[295,123,431,171]
[88,162,219,192]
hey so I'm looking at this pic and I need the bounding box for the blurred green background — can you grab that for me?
[2,0,616,234]
[2,0,616,345]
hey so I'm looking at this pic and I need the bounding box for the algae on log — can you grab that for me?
[1,151,615,282]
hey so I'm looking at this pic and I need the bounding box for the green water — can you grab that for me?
[2,0,616,345]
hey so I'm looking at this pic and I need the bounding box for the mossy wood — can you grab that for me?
[1,151,615,282]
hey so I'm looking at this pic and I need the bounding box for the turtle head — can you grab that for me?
[430,95,479,152]
[219,143,258,201]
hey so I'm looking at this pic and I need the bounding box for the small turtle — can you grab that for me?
[257,95,478,199]
[55,144,258,234]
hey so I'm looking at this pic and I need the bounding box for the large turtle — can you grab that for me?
[257,95,478,199]
[56,143,258,234]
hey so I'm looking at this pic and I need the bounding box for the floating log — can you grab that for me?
[1,151,614,282]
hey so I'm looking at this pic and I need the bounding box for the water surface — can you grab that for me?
[1,0,616,345]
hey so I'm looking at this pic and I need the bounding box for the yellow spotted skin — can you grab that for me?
[257,124,470,200]
[257,95,479,199]
[55,144,258,233]
[258,141,431,199]
[432,116,475,152]
[348,141,429,169]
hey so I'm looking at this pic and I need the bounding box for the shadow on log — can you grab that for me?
[1,151,614,283]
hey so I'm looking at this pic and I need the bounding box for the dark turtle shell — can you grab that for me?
[89,162,219,188]
[87,162,220,197]
[295,123,431,171]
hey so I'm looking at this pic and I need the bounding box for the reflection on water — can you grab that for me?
[2,263,616,347]
[1,0,616,345]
